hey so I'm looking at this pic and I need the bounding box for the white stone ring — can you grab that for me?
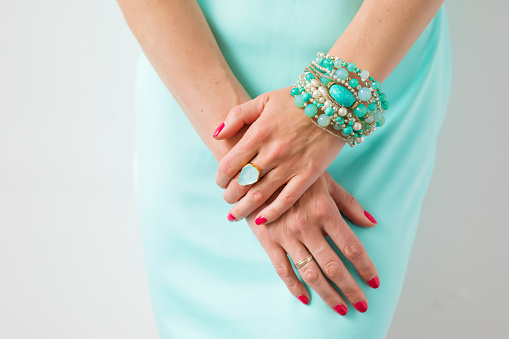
[238,163,261,186]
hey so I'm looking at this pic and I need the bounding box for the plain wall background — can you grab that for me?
[0,1,507,338]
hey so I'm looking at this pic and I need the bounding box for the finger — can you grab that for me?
[264,243,311,306]
[215,139,259,189]
[284,240,348,316]
[222,153,275,206]
[213,93,269,140]
[302,221,370,312]
[324,216,380,291]
[328,178,377,227]
[226,170,286,221]
[254,174,313,225]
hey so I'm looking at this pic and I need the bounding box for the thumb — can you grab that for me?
[213,92,269,139]
[328,178,377,228]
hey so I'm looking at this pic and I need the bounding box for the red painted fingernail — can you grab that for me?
[364,210,377,224]
[213,123,225,138]
[367,276,380,289]
[227,212,236,222]
[354,301,368,313]
[298,295,309,305]
[255,215,267,225]
[333,304,348,316]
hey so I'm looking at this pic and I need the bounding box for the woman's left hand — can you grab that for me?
[213,86,346,225]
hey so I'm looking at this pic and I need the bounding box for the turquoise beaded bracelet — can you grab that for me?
[291,52,390,146]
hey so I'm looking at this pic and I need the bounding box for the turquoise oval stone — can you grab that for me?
[335,68,348,80]
[238,164,260,186]
[329,84,355,107]
[317,114,331,127]
[304,103,317,117]
[294,94,305,108]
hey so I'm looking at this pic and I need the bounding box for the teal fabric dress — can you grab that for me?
[132,1,452,338]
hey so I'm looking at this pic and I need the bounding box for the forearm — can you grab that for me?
[117,0,249,161]
[329,0,444,83]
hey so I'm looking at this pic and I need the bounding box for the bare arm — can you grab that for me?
[117,0,249,161]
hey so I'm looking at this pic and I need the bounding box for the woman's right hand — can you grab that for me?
[244,171,380,315]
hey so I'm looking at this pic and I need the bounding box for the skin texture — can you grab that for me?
[117,0,444,314]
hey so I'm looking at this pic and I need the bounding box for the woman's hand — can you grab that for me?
[214,86,346,225]
[245,171,379,315]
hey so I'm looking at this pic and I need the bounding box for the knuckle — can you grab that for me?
[300,267,320,285]
[248,127,268,142]
[314,198,332,217]
[250,189,265,204]
[218,160,235,178]
[229,105,241,118]
[281,190,297,206]
[343,241,364,260]
[266,143,287,162]
[323,260,344,280]
[274,263,293,280]
[344,190,357,206]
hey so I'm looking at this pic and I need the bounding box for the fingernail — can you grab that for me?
[298,295,309,305]
[354,301,368,313]
[333,304,348,316]
[364,210,377,224]
[213,122,225,138]
[255,215,267,225]
[227,212,236,222]
[367,276,380,289]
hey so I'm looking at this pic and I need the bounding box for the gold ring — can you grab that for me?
[238,162,261,186]
[294,253,314,269]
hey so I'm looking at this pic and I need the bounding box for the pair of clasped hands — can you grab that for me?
[212,86,380,316]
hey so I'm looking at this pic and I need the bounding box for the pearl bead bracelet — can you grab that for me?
[290,52,391,146]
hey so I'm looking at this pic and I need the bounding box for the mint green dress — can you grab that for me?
[133,1,452,337]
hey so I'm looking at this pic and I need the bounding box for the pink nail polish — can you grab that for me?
[364,210,377,224]
[255,215,267,225]
[333,304,348,316]
[354,301,368,313]
[213,123,225,138]
[298,295,309,305]
[367,276,380,289]
[227,212,236,222]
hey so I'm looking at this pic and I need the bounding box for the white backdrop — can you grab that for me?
[0,1,507,338]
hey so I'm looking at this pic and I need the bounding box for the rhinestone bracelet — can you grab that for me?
[290,52,390,146]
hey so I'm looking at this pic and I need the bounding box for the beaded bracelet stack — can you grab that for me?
[290,52,390,146]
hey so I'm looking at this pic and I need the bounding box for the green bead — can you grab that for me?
[305,73,315,81]
[369,76,374,81]
[379,93,387,102]
[348,120,353,126]
[355,68,360,73]
[336,117,344,124]
[376,115,385,127]
[290,88,299,96]
[342,61,348,67]
[333,60,342,68]
[347,63,356,72]
[371,81,380,90]
[294,94,305,108]
[381,101,390,110]
[304,103,318,117]
[343,126,353,135]
[321,77,332,86]
[349,78,359,88]
[325,107,334,116]
[317,103,324,108]
[368,102,377,111]
[354,104,368,118]
[302,92,312,102]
